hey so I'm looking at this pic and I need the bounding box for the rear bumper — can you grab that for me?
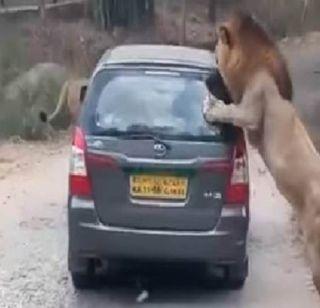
[68,197,249,272]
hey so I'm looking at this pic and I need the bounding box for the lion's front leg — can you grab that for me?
[203,99,237,124]
[203,94,262,131]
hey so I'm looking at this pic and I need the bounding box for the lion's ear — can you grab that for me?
[218,26,232,47]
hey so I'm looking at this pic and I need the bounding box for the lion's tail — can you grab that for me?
[39,80,69,124]
[48,80,69,123]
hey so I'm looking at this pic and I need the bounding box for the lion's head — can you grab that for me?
[215,10,292,103]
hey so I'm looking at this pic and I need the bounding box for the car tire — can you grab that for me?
[70,259,97,290]
[224,258,248,290]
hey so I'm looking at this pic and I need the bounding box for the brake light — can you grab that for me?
[225,132,249,204]
[69,127,92,197]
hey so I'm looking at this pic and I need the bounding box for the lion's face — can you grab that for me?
[214,11,293,102]
[215,27,231,76]
[215,24,243,103]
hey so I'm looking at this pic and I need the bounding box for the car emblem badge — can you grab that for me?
[154,143,167,158]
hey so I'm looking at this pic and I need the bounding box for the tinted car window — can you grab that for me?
[82,68,234,141]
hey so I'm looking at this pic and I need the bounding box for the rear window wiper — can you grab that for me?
[93,127,172,149]
[119,132,172,150]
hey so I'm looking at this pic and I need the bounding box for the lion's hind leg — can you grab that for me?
[302,186,320,293]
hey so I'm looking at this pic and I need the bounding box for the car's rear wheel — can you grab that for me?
[70,258,97,290]
[224,258,248,290]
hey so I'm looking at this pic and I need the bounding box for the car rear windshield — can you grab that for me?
[82,68,235,142]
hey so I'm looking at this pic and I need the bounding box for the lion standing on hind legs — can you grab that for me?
[203,10,320,293]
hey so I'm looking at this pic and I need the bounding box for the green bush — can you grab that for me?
[0,38,29,88]
[0,38,29,137]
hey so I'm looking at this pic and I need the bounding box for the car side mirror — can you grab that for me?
[80,84,87,104]
[206,71,232,105]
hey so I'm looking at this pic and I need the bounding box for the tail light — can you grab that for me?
[69,127,92,198]
[225,131,249,204]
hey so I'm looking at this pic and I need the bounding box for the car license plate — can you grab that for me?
[130,175,188,200]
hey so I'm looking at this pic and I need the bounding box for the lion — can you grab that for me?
[2,63,67,139]
[203,10,320,293]
[39,78,88,129]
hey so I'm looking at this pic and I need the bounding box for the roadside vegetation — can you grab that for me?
[0,0,319,140]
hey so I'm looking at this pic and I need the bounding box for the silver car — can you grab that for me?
[68,45,249,290]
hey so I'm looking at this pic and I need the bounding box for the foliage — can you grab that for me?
[0,38,29,88]
[91,0,154,29]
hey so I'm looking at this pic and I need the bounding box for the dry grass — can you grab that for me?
[23,19,115,77]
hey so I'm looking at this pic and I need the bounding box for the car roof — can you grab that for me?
[98,44,216,70]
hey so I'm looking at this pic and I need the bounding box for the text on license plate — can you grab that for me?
[130,175,188,200]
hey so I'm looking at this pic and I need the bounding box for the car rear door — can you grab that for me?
[82,66,236,231]
[86,136,233,231]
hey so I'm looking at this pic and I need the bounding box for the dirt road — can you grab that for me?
[0,136,319,307]
[1,38,320,307]
[280,33,320,148]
